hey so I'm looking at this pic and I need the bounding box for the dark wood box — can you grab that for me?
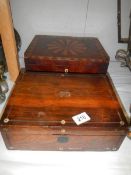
[24,35,109,74]
[0,70,128,151]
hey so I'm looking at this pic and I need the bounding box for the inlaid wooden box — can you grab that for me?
[0,70,128,151]
[24,35,109,74]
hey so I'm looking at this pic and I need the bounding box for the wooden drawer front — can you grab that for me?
[2,131,125,151]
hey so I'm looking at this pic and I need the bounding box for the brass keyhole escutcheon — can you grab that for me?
[57,136,69,143]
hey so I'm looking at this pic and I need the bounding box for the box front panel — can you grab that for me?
[1,127,126,151]
[25,57,108,74]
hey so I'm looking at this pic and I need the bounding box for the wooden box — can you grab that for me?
[0,70,128,151]
[24,35,109,74]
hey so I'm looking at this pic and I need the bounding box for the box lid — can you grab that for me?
[24,35,109,74]
[0,71,128,130]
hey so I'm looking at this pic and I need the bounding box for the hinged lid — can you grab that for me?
[24,35,109,74]
[0,71,128,130]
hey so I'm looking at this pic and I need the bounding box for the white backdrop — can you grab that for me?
[10,0,131,65]
[0,1,131,175]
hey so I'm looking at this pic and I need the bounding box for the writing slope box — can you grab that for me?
[0,70,128,151]
[24,35,109,74]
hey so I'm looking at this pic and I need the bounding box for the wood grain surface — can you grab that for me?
[0,70,128,151]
